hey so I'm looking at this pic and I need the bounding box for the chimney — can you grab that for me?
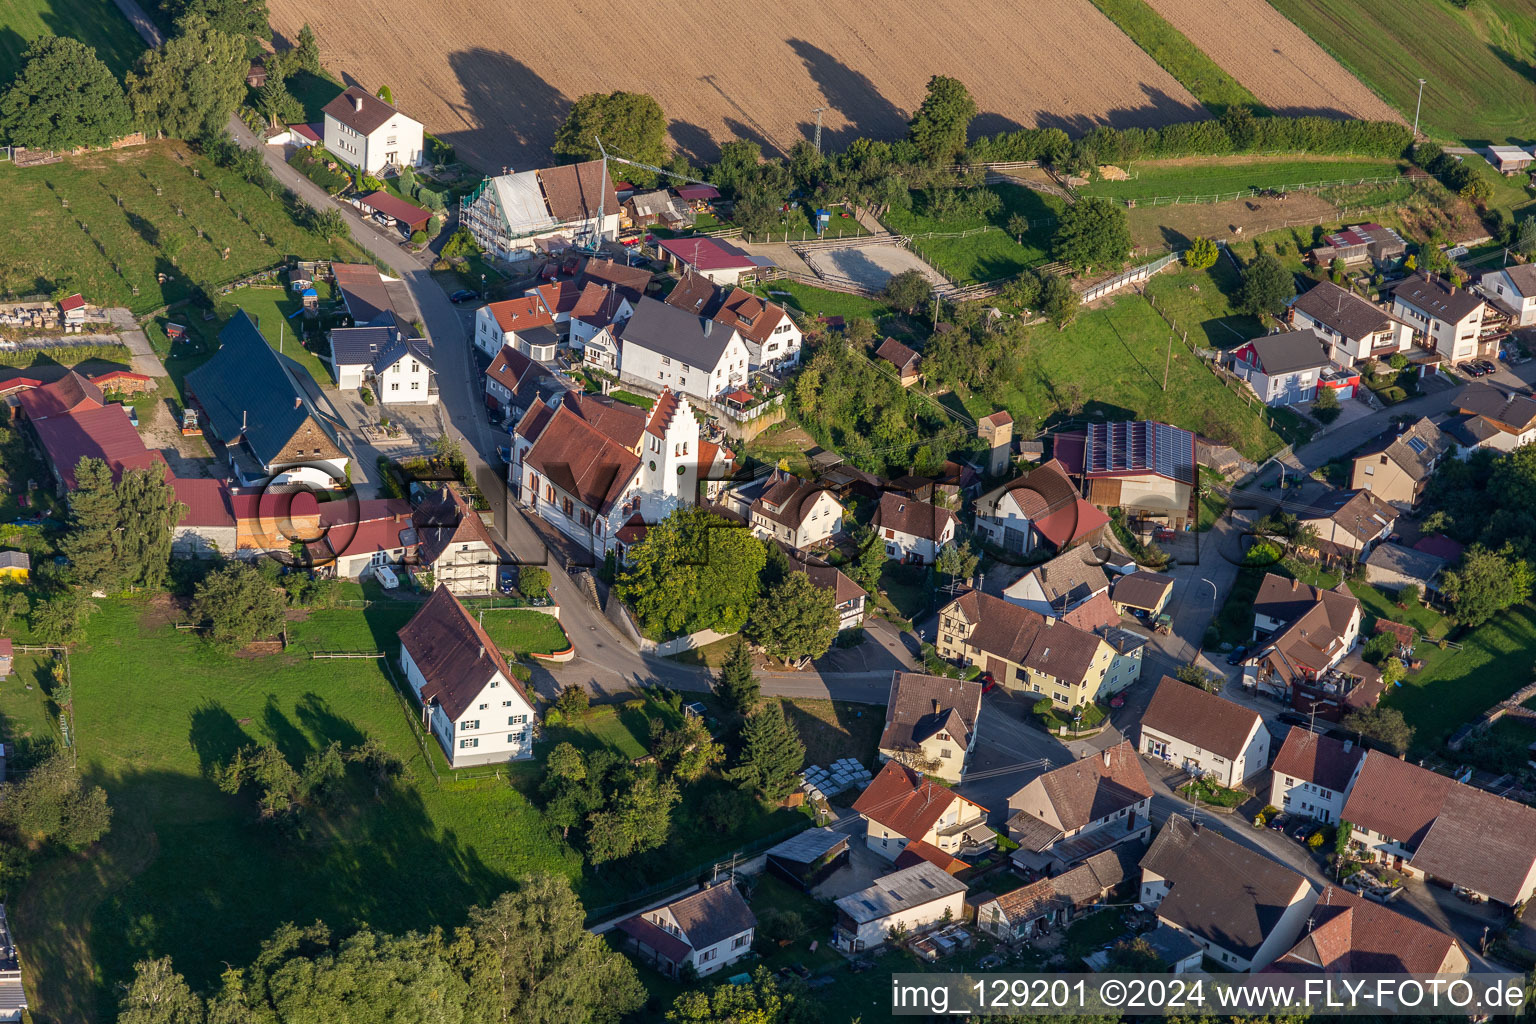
[478,645,485,659]
[1102,748,1112,768]
[1342,739,1354,752]
[294,396,302,409]
[352,94,364,113]
[1291,578,1300,592]
[933,699,941,715]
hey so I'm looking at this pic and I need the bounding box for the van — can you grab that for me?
[373,564,399,589]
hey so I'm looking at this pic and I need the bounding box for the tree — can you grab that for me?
[0,37,133,151]
[907,75,976,163]
[127,16,248,141]
[1312,382,1340,423]
[883,268,932,314]
[457,874,644,1023]
[1342,705,1414,756]
[616,507,767,636]
[256,77,301,126]
[726,701,805,800]
[0,590,25,634]
[934,540,979,590]
[846,525,888,593]
[1439,544,1532,626]
[1380,655,1407,688]
[545,742,586,784]
[159,0,269,45]
[1183,235,1219,270]
[1330,256,1347,284]
[294,23,320,73]
[1052,197,1131,273]
[1007,212,1029,245]
[116,465,184,591]
[119,957,204,1024]
[30,590,97,644]
[1040,274,1080,329]
[1106,937,1165,972]
[518,565,551,599]
[1238,251,1294,318]
[0,748,112,850]
[585,772,679,864]
[190,561,286,646]
[553,684,590,720]
[1175,662,1222,693]
[715,638,760,715]
[61,457,124,592]
[553,91,667,186]
[60,459,182,593]
[375,84,392,104]
[744,572,839,664]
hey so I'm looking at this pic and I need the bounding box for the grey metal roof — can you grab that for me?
[619,296,736,368]
[186,311,341,467]
[1246,329,1330,375]
[1366,541,1446,580]
[765,827,850,865]
[835,861,966,923]
[0,551,29,571]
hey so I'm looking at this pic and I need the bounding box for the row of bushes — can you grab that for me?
[288,147,350,194]
[964,113,1413,167]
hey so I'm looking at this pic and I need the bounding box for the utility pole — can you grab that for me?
[812,107,827,154]
[1163,331,1173,391]
[279,319,284,354]
[932,294,940,331]
[1412,78,1427,137]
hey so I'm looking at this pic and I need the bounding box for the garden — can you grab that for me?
[0,141,365,315]
[882,183,1066,285]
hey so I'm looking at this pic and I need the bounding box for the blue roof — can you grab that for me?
[301,287,317,297]
[186,310,339,468]
[1083,421,1195,485]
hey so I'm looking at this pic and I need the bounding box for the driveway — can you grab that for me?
[104,308,168,377]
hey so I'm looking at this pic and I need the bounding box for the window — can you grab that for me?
[462,719,480,730]
[941,748,952,758]
[411,381,420,390]
[661,356,671,366]
[698,949,716,963]
[503,700,513,707]
[510,714,527,725]
[410,361,419,372]
[479,703,488,710]
[459,738,478,749]
[391,382,399,390]
[732,935,750,949]
[490,681,498,688]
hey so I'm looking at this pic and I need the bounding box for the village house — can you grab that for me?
[655,236,764,286]
[1231,329,1347,406]
[184,311,349,488]
[1268,726,1364,825]
[936,588,1130,707]
[969,879,1066,944]
[412,487,498,596]
[515,390,732,558]
[852,761,995,865]
[17,373,165,493]
[621,189,692,231]
[1110,570,1173,620]
[1006,743,1154,873]
[322,86,424,175]
[1138,677,1270,788]
[1291,280,1414,369]
[1294,489,1396,562]
[972,459,1111,556]
[1349,417,1452,507]
[1140,815,1317,972]
[570,284,634,370]
[396,587,538,767]
[874,336,922,386]
[664,273,803,371]
[1248,574,1376,721]
[740,472,844,552]
[877,671,984,783]
[1056,420,1198,533]
[832,861,967,953]
[303,497,417,578]
[169,477,236,559]
[472,296,557,358]
[459,161,620,262]
[484,345,569,427]
[330,323,436,405]
[617,296,753,404]
[1390,273,1491,366]
[870,492,958,565]
[1364,541,1446,595]
[1477,264,1536,326]
[331,263,402,326]
[1446,381,1536,453]
[1271,885,1469,975]
[1002,545,1116,631]
[0,552,29,583]
[783,549,867,630]
[1342,751,1536,906]
[579,256,653,304]
[523,279,584,333]
[613,882,756,979]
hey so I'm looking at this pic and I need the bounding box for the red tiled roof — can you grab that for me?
[852,760,982,841]
[999,459,1109,549]
[397,587,529,716]
[289,123,321,143]
[875,336,920,373]
[358,191,432,229]
[323,86,402,135]
[715,287,787,344]
[1271,727,1363,794]
[894,839,968,874]
[1140,677,1262,760]
[571,281,627,327]
[1031,741,1152,831]
[1272,886,1461,973]
[16,371,104,419]
[31,404,163,490]
[614,913,691,963]
[523,404,641,516]
[538,159,618,223]
[1341,751,1453,852]
[1412,534,1464,562]
[485,344,542,394]
[230,489,320,522]
[644,388,684,439]
[530,280,583,316]
[170,477,235,528]
[657,236,756,271]
[89,369,154,388]
[485,296,554,334]
[58,293,85,312]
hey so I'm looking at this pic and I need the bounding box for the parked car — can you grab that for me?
[495,445,513,465]
[497,568,516,595]
[373,565,400,590]
[1109,693,1126,708]
[1227,646,1248,666]
[449,289,479,303]
[979,673,997,694]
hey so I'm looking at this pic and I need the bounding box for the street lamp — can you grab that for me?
[480,272,486,297]
[1412,78,1427,138]
[1201,578,1217,607]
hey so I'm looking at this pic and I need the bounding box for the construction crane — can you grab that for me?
[583,136,720,253]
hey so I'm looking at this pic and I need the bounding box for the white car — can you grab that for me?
[373,564,399,589]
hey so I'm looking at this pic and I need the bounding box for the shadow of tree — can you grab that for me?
[187,699,251,775]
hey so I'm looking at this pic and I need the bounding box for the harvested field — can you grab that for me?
[1140,0,1401,122]
[267,0,1204,171]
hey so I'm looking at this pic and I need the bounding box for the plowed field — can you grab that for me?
[1140,0,1402,121]
[267,0,1204,171]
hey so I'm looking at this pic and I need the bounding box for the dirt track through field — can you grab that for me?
[1141,0,1402,122]
[268,0,1206,171]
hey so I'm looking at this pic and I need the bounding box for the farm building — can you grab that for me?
[1055,421,1198,533]
[1486,146,1534,175]
[1308,224,1406,268]
[655,236,768,286]
[764,828,850,890]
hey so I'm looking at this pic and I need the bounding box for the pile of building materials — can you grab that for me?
[799,758,872,801]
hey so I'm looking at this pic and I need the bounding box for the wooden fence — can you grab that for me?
[1078,251,1180,302]
[1100,174,1406,208]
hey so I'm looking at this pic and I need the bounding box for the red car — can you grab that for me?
[1109,694,1126,708]
[980,673,997,693]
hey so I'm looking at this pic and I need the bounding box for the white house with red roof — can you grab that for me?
[655,237,764,286]
[851,760,994,864]
[1268,726,1364,825]
[513,388,733,557]
[322,86,424,175]
[473,296,556,357]
[568,281,636,368]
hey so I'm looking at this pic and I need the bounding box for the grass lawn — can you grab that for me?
[883,184,1066,284]
[1143,262,1265,352]
[666,635,738,668]
[1268,0,1536,145]
[0,140,365,314]
[741,421,816,477]
[1348,583,1536,754]
[1086,0,1263,115]
[747,873,843,974]
[475,609,569,657]
[218,285,336,390]
[775,698,883,767]
[608,389,654,410]
[966,292,1286,460]
[1180,776,1246,807]
[539,702,680,760]
[0,0,145,81]
[1197,482,1229,531]
[0,419,66,523]
[1062,907,1132,963]
[1078,156,1407,203]
[876,562,934,623]
[0,651,65,765]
